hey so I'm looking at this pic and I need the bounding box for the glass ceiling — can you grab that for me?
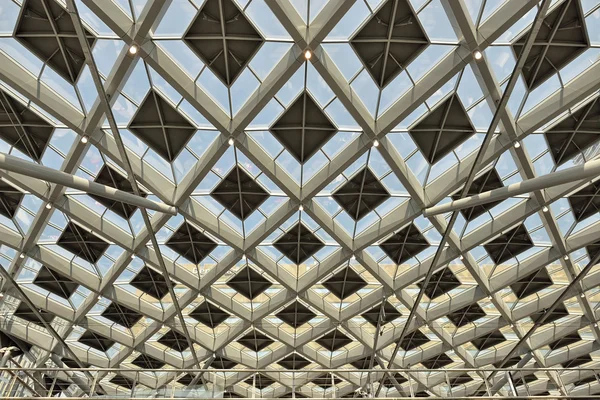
[0,0,600,397]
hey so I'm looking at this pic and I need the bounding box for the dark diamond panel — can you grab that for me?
[184,0,263,86]
[512,374,537,387]
[33,265,78,299]
[381,373,408,388]
[421,353,453,369]
[238,331,274,352]
[380,223,429,264]
[484,224,534,265]
[277,354,310,370]
[14,303,54,325]
[471,330,505,351]
[494,356,522,368]
[44,376,71,395]
[158,330,190,352]
[350,0,429,88]
[311,373,342,389]
[102,302,143,329]
[211,166,269,220]
[111,375,134,389]
[245,374,274,389]
[573,375,598,386]
[361,301,402,327]
[449,374,473,387]
[270,91,337,163]
[130,266,175,299]
[447,303,486,327]
[530,303,568,324]
[273,222,325,264]
[510,268,553,299]
[166,222,217,264]
[78,331,114,352]
[562,354,592,368]
[545,99,600,166]
[452,169,504,221]
[316,330,352,352]
[548,333,581,350]
[409,94,475,164]
[332,167,390,221]
[276,301,316,328]
[90,165,147,219]
[350,356,376,369]
[212,355,237,369]
[417,267,460,299]
[15,0,96,83]
[57,222,109,264]
[588,240,600,263]
[322,267,367,300]
[128,89,196,162]
[132,354,166,369]
[398,330,430,351]
[189,301,231,328]
[0,179,24,219]
[568,181,600,222]
[226,266,272,300]
[512,0,589,89]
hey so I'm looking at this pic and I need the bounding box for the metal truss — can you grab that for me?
[0,0,599,398]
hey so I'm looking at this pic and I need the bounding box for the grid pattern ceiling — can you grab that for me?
[0,0,600,398]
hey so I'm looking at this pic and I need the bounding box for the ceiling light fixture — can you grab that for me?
[80,136,88,144]
[304,50,312,60]
[514,141,521,148]
[298,204,304,211]
[129,45,138,55]
[228,137,235,146]
[373,139,379,147]
[45,203,52,210]
[473,50,483,60]
[542,206,549,212]
[19,253,24,259]
[564,255,569,260]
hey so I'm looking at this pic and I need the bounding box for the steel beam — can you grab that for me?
[0,152,176,215]
[424,157,600,217]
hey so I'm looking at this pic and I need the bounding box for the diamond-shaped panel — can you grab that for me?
[278,354,310,370]
[101,302,143,329]
[57,222,109,264]
[311,373,342,389]
[512,0,589,89]
[166,222,217,264]
[322,267,367,300]
[270,91,337,163]
[0,179,24,219]
[33,265,78,299]
[14,0,96,83]
[510,268,553,299]
[132,354,166,369]
[350,0,429,88]
[130,266,175,299]
[332,167,391,221]
[568,181,600,222]
[276,301,316,328]
[417,267,460,299]
[238,330,274,352]
[273,222,324,265]
[316,330,352,352]
[380,223,429,264]
[90,165,147,219]
[545,99,600,165]
[452,169,504,221]
[78,331,115,352]
[562,354,592,368]
[449,374,473,387]
[211,166,269,220]
[530,303,568,324]
[245,374,274,389]
[213,355,237,369]
[483,224,534,265]
[158,330,190,352]
[548,333,581,350]
[398,330,430,351]
[184,0,263,86]
[421,353,453,369]
[14,303,54,325]
[226,266,272,300]
[128,89,196,162]
[447,303,486,328]
[471,330,505,351]
[189,301,231,328]
[361,301,402,327]
[409,94,475,164]
[111,375,134,389]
